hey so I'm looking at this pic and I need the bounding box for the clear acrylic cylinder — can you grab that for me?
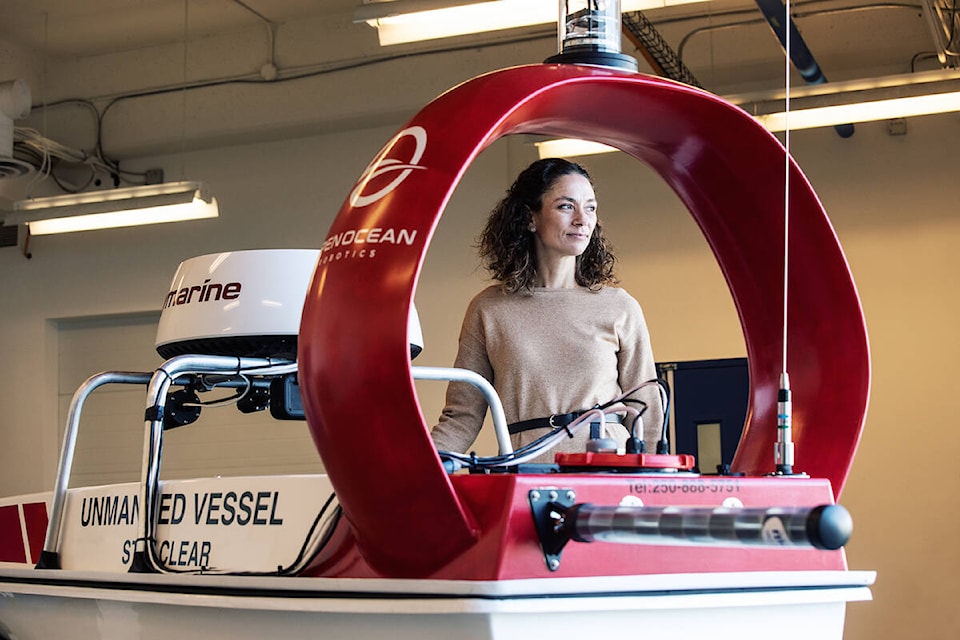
[557,0,623,54]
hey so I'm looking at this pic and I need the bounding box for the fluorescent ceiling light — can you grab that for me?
[536,138,618,158]
[357,0,709,46]
[754,91,960,132]
[3,181,219,235]
[729,68,960,132]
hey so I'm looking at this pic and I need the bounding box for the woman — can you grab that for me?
[430,158,664,464]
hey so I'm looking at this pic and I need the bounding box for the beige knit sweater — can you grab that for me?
[430,285,665,462]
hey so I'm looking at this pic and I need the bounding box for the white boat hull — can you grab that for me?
[0,569,873,640]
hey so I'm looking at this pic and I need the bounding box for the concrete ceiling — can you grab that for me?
[0,0,944,89]
[0,0,330,58]
[0,0,951,162]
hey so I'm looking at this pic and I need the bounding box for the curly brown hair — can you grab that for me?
[477,158,618,293]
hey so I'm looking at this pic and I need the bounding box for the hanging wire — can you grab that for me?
[179,0,189,182]
[24,10,51,198]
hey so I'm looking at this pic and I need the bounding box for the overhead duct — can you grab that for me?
[754,0,855,138]
[0,79,34,179]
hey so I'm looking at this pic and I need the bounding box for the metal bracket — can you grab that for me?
[528,488,576,572]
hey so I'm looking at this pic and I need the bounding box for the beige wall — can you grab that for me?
[1,20,958,639]
[792,118,960,639]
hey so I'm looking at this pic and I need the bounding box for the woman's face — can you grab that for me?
[531,172,597,260]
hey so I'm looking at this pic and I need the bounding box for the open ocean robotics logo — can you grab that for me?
[349,126,427,208]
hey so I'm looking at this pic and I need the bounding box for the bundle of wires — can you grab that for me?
[13,125,154,199]
[438,379,671,472]
[14,127,119,192]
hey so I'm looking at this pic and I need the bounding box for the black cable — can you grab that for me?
[660,0,920,28]
[656,377,671,454]
[675,2,923,65]
[439,381,666,470]
[92,31,552,168]
[185,376,251,407]
[23,1,932,177]
[50,162,97,194]
[618,398,649,439]
[20,98,145,184]
[37,96,123,178]
[911,51,942,71]
[275,495,341,576]
[28,98,101,131]
[439,419,573,468]
[154,492,341,576]
[24,34,553,182]
[108,165,150,177]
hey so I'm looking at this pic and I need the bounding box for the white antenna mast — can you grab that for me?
[775,0,796,475]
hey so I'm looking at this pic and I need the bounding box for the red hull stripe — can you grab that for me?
[22,502,48,565]
[0,504,26,563]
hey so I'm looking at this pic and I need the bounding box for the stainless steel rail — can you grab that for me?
[411,366,512,455]
[39,371,154,568]
[133,355,297,573]
[37,358,508,572]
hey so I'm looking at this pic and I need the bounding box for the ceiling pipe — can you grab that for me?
[754,0,855,138]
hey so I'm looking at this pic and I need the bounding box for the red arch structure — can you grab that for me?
[299,64,870,578]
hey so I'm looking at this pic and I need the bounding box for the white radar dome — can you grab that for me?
[155,249,424,360]
[156,249,320,359]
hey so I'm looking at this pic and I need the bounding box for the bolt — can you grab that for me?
[530,491,541,502]
[548,490,558,501]
[565,490,576,502]
[548,558,560,571]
